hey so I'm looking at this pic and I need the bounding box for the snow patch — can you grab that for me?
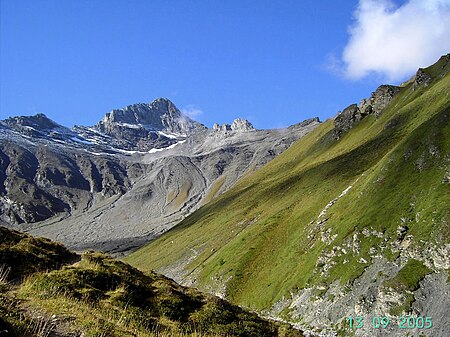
[110,140,186,155]
[114,148,144,155]
[117,122,142,129]
[148,140,185,153]
[86,127,112,138]
[84,138,104,144]
[22,125,38,131]
[70,137,93,145]
[158,131,179,139]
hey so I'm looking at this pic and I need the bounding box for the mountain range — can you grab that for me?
[0,98,319,254]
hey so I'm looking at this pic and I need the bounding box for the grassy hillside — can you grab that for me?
[0,227,301,337]
[126,55,450,317]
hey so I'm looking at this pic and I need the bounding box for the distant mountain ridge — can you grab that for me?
[0,98,320,254]
[3,112,61,131]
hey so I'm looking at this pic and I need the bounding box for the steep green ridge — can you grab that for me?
[126,56,450,319]
[0,227,301,337]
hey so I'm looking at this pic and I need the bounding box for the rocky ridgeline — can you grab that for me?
[333,85,401,139]
[333,54,450,140]
[413,69,432,89]
[213,118,255,132]
[359,85,402,117]
[3,113,60,131]
[2,113,74,141]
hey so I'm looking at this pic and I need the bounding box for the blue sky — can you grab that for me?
[1,0,449,129]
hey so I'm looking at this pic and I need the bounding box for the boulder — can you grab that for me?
[333,104,363,139]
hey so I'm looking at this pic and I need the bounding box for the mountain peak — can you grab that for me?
[231,118,255,131]
[96,98,205,135]
[2,113,60,131]
[213,118,255,132]
[149,97,176,107]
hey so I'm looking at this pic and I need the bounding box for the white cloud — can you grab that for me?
[342,0,450,82]
[181,105,203,119]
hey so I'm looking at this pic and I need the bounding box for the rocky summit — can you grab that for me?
[94,98,206,151]
[0,99,320,254]
[213,118,255,132]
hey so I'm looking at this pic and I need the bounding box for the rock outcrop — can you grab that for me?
[333,85,401,139]
[333,104,363,139]
[359,85,401,117]
[213,118,255,132]
[231,118,255,131]
[3,113,60,131]
[97,98,205,134]
[414,68,432,88]
[413,54,450,90]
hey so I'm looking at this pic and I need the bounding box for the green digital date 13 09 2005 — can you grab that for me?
[346,316,432,329]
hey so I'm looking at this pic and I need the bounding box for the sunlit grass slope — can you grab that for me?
[126,57,450,311]
[0,227,301,337]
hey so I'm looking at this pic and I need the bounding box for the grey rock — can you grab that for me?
[94,98,206,151]
[97,98,205,134]
[359,85,401,117]
[333,104,363,139]
[415,54,450,89]
[231,118,254,131]
[333,85,401,139]
[214,123,232,132]
[413,68,432,88]
[273,256,449,337]
[3,113,60,131]
[213,118,254,132]
[413,273,450,337]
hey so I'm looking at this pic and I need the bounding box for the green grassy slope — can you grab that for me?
[0,227,301,337]
[126,56,450,313]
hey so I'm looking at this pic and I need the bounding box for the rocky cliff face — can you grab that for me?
[97,98,205,134]
[359,85,401,117]
[3,113,60,131]
[94,98,206,151]
[333,85,401,139]
[0,99,320,254]
[213,118,255,132]
[414,69,432,88]
[333,104,363,139]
